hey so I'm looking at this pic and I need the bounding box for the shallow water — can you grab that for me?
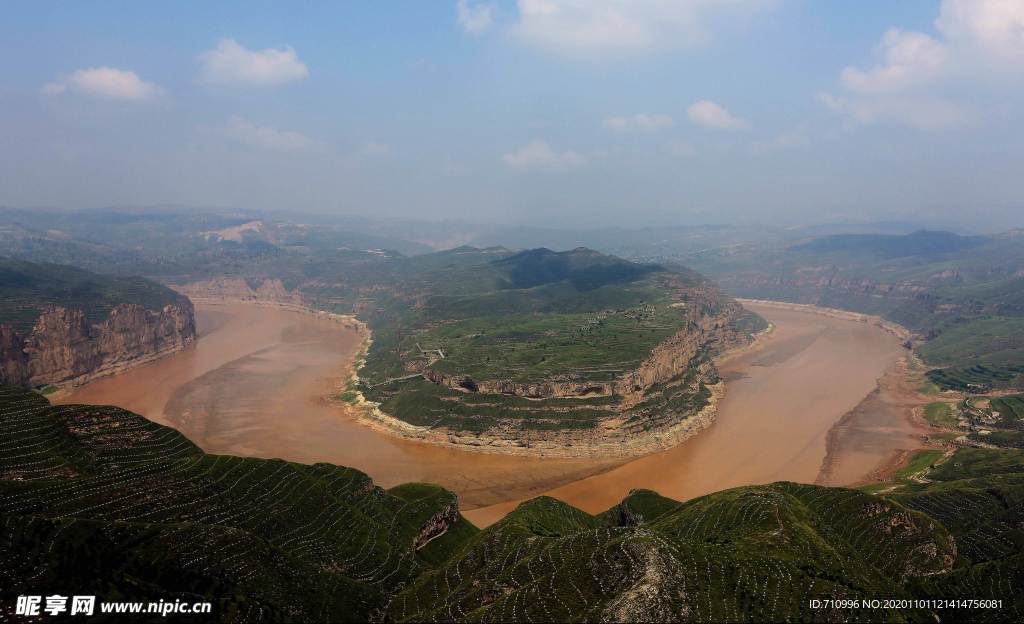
[57,301,909,522]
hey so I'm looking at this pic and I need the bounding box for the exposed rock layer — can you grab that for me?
[173,278,304,307]
[0,303,196,388]
[354,381,725,459]
[412,499,461,551]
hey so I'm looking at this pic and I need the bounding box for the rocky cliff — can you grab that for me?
[421,304,742,405]
[173,277,304,307]
[0,302,195,388]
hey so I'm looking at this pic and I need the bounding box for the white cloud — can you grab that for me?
[511,0,773,55]
[43,67,160,100]
[199,39,308,86]
[937,0,1024,61]
[502,140,586,169]
[687,100,748,129]
[224,117,314,151]
[819,93,967,130]
[825,0,1024,129]
[457,0,495,36]
[603,113,674,132]
[840,29,947,93]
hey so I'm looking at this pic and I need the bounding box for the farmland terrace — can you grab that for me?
[356,247,765,456]
[2,386,1021,622]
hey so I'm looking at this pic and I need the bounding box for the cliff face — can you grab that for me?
[0,302,196,388]
[422,289,747,404]
[173,277,304,307]
[411,499,461,551]
[423,369,615,399]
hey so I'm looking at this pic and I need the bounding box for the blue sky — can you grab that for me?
[2,1,1023,230]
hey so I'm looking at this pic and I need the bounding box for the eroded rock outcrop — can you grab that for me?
[173,277,304,307]
[412,498,461,551]
[0,302,196,388]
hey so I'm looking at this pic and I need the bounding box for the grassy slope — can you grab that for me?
[923,401,957,427]
[0,257,189,333]
[391,484,957,623]
[891,448,1024,623]
[2,387,1023,622]
[394,448,1024,623]
[360,248,693,385]
[0,386,474,622]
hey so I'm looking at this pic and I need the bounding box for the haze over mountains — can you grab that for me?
[4,205,1023,393]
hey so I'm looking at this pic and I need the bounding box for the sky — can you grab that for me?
[1,1,1023,231]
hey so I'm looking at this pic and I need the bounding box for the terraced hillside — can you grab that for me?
[0,258,196,388]
[677,230,1024,392]
[0,386,474,621]
[395,447,1024,623]
[2,387,1021,622]
[356,247,763,455]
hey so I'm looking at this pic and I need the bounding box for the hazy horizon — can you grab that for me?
[3,1,1024,231]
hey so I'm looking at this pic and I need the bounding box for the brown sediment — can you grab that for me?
[56,302,628,509]
[735,298,913,342]
[815,356,934,487]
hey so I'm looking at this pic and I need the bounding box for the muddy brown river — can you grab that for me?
[57,301,923,526]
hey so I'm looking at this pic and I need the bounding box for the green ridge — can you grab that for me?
[3,386,1023,622]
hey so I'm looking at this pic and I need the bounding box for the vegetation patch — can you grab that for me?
[418,305,688,384]
[0,258,190,333]
[894,449,944,481]
[923,401,958,428]
[926,363,1024,393]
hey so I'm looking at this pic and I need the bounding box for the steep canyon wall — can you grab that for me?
[0,302,196,388]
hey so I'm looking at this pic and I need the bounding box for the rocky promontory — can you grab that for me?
[0,258,197,388]
[0,302,195,388]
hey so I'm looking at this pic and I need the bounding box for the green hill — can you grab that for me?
[354,247,759,447]
[2,387,1021,622]
[0,257,190,334]
[490,247,660,291]
[0,386,476,621]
